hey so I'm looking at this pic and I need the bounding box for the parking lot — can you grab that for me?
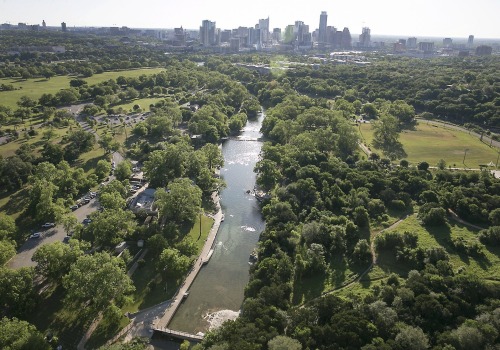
[7,151,125,269]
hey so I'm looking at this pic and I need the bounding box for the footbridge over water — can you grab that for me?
[153,327,204,343]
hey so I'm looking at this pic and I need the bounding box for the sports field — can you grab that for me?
[359,122,499,168]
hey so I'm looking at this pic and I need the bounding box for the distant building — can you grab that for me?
[230,37,240,52]
[220,29,231,43]
[407,37,417,49]
[468,35,474,48]
[258,17,270,45]
[475,45,492,56]
[42,20,46,29]
[418,41,434,53]
[398,39,407,47]
[18,23,28,30]
[443,37,453,47]
[61,22,67,32]
[358,27,371,48]
[318,11,328,44]
[200,20,216,46]
[174,27,186,46]
[341,27,352,49]
[272,28,281,42]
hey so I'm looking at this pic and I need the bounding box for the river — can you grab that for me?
[168,111,266,333]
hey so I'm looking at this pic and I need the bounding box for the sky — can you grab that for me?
[1,0,499,38]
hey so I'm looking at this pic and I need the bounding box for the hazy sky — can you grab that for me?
[1,0,499,38]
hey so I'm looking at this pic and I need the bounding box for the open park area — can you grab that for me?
[359,121,500,169]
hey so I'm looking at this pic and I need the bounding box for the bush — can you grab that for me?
[479,226,500,246]
[418,203,446,226]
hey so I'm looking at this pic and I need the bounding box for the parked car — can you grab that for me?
[30,232,41,239]
[83,198,90,204]
[42,222,55,228]
[70,205,79,211]
[82,218,92,225]
[63,236,71,243]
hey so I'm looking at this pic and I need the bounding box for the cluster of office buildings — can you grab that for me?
[1,13,494,56]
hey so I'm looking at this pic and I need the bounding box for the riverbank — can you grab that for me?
[154,191,223,329]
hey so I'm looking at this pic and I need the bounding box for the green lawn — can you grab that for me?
[115,97,167,113]
[124,215,214,314]
[377,215,500,280]
[359,122,499,168]
[0,68,164,109]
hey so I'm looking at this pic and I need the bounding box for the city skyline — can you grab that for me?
[1,0,499,38]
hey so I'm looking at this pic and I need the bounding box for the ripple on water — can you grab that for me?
[204,310,239,330]
[240,225,256,232]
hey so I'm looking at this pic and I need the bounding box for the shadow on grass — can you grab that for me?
[25,285,94,350]
[85,313,130,349]
[83,153,109,173]
[292,272,327,305]
[125,255,178,313]
[0,188,29,216]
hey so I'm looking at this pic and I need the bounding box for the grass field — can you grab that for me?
[114,97,166,113]
[0,68,164,109]
[377,214,500,280]
[358,122,499,168]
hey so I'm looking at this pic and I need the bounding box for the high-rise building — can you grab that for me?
[61,22,67,32]
[475,45,492,56]
[174,27,186,46]
[407,37,417,49]
[341,27,352,49]
[272,28,281,42]
[258,17,270,45]
[318,11,328,43]
[358,27,371,48]
[443,38,453,47]
[200,20,216,46]
[42,20,46,29]
[468,35,474,48]
[220,30,231,43]
[418,41,434,53]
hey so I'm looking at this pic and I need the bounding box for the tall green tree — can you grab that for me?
[63,252,134,311]
[155,178,202,225]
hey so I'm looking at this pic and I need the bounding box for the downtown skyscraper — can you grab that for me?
[318,11,328,44]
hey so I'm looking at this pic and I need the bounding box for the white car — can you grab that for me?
[42,223,55,228]
[30,232,41,239]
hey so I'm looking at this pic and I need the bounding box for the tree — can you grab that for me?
[155,178,202,225]
[0,240,16,265]
[0,267,37,317]
[17,95,37,109]
[201,143,224,170]
[268,335,302,350]
[32,240,89,282]
[63,252,134,311]
[157,248,192,279]
[115,160,132,181]
[489,208,500,226]
[99,191,126,210]
[373,114,406,160]
[95,160,112,179]
[0,317,50,350]
[82,209,137,247]
[0,215,17,241]
[394,325,429,350]
[98,134,120,154]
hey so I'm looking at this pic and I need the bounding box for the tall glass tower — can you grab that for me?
[318,11,328,43]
